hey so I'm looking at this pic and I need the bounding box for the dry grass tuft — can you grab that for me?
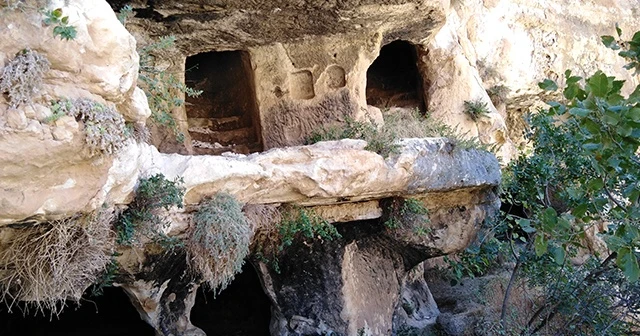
[244,204,282,261]
[0,210,115,316]
[187,193,251,294]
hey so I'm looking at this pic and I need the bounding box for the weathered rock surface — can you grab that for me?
[2,0,634,334]
[0,0,144,222]
[439,0,640,148]
[1,137,500,224]
[254,182,497,336]
[113,0,639,160]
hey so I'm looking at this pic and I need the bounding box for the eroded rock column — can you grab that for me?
[256,186,498,336]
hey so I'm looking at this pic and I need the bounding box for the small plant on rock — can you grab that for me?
[116,4,133,26]
[487,84,510,106]
[48,98,130,155]
[90,253,120,296]
[187,193,251,294]
[0,48,50,107]
[42,8,77,41]
[278,206,342,250]
[383,197,430,236]
[251,205,341,273]
[463,99,490,121]
[307,108,488,155]
[306,115,399,157]
[116,174,185,248]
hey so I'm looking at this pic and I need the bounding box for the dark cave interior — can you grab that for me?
[366,40,425,111]
[185,50,263,155]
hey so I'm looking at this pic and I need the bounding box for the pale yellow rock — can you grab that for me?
[0,0,140,120]
[51,116,78,141]
[118,87,151,122]
[5,107,27,129]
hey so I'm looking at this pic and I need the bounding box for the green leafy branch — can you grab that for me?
[42,8,77,40]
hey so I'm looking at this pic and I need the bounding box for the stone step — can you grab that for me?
[187,116,251,132]
[188,127,258,146]
[191,141,262,155]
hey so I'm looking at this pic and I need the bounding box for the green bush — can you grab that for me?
[494,27,640,334]
[278,206,342,249]
[47,98,130,156]
[463,99,490,121]
[90,254,120,297]
[138,36,202,143]
[187,193,251,294]
[252,206,341,273]
[444,236,506,285]
[0,49,50,107]
[116,174,185,248]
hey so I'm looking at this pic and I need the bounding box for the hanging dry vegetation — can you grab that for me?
[187,193,251,294]
[0,209,115,315]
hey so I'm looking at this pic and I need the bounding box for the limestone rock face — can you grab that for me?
[0,0,143,222]
[113,0,638,161]
[111,0,451,153]
[442,0,640,147]
[255,185,497,336]
[118,250,205,336]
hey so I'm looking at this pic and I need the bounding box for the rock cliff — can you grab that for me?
[0,0,636,335]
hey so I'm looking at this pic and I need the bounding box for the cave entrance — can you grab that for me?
[366,40,425,111]
[185,50,263,155]
[0,287,155,336]
[191,263,271,336]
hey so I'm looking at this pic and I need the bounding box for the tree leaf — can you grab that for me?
[569,107,592,117]
[602,35,620,50]
[550,245,566,265]
[616,23,622,38]
[538,79,558,91]
[633,31,640,44]
[602,110,620,125]
[534,234,547,256]
[603,234,626,251]
[617,247,640,282]
[587,71,611,97]
[629,86,640,103]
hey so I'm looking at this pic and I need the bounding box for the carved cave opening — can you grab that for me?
[185,50,263,155]
[0,287,155,336]
[191,262,271,336]
[366,40,425,111]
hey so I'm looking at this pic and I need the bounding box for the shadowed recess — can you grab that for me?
[366,40,425,111]
[185,50,263,155]
[0,287,155,336]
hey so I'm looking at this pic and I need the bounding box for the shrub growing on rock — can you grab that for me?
[187,193,251,294]
[250,205,341,273]
[0,48,50,107]
[138,35,202,143]
[382,197,431,238]
[48,98,130,155]
[463,99,490,121]
[0,209,115,316]
[116,174,185,247]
